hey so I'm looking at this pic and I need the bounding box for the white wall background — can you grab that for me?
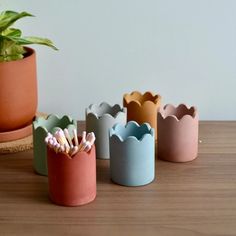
[2,0,236,120]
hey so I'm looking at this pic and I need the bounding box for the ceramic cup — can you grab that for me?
[123,91,161,139]
[47,139,96,206]
[86,102,127,159]
[109,121,155,186]
[33,114,77,176]
[157,104,199,162]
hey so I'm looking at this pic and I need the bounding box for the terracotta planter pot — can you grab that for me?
[123,91,161,139]
[33,114,77,176]
[47,139,96,207]
[157,104,199,162]
[0,47,37,132]
[109,121,155,186]
[86,102,127,159]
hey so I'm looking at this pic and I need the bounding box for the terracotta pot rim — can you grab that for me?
[158,103,198,122]
[0,47,35,65]
[123,91,161,107]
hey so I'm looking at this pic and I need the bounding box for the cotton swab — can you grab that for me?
[55,143,60,152]
[59,144,65,152]
[86,132,96,146]
[64,128,74,148]
[45,132,53,143]
[44,129,95,157]
[54,130,66,144]
[54,129,70,153]
[70,146,79,156]
[73,129,79,147]
[78,131,86,151]
[79,141,87,152]
[52,137,60,153]
[83,141,92,152]
[80,132,95,152]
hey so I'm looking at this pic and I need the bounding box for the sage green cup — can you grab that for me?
[32,114,77,175]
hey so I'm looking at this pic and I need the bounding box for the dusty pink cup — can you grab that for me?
[157,104,198,162]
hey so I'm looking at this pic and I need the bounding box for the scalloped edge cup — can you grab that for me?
[157,104,199,162]
[123,91,161,139]
[109,121,155,186]
[32,114,77,175]
[47,139,96,206]
[86,102,127,159]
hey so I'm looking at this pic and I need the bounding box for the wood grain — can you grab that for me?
[0,121,236,236]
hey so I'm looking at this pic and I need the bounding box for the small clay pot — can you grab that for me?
[123,91,161,138]
[109,121,155,186]
[157,104,199,162]
[47,140,96,207]
[86,102,127,159]
[33,114,77,176]
[0,47,37,132]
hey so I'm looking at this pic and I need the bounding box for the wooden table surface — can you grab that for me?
[1,121,236,236]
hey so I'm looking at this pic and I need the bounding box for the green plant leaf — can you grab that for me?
[0,35,15,54]
[0,10,57,61]
[17,36,58,50]
[2,28,22,37]
[0,11,33,33]
[2,53,24,62]
[0,35,25,62]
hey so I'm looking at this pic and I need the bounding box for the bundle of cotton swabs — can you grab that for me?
[45,128,95,157]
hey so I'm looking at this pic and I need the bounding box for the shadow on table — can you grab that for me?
[96,159,112,184]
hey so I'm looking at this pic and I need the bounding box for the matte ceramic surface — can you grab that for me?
[47,141,96,207]
[86,102,127,159]
[123,91,161,139]
[0,47,37,132]
[33,114,76,176]
[0,121,33,143]
[109,121,155,186]
[158,104,199,162]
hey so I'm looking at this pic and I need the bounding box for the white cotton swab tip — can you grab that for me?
[45,132,53,144]
[86,132,96,146]
[84,142,92,152]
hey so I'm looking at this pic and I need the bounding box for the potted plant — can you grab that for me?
[0,10,57,140]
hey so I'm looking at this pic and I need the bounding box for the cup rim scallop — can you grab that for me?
[33,114,76,133]
[123,91,161,107]
[86,102,126,120]
[158,104,198,122]
[109,121,154,142]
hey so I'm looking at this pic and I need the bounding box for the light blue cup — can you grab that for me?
[109,121,155,186]
[33,114,77,176]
